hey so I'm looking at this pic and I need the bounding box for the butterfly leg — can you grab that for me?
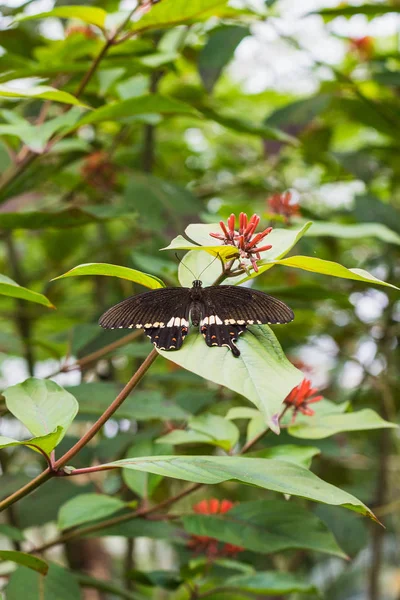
[200,321,246,357]
[145,321,189,351]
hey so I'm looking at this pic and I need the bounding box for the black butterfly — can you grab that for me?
[99,280,294,357]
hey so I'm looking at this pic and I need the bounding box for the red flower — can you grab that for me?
[210,212,272,273]
[349,36,374,60]
[284,378,323,421]
[188,499,243,558]
[268,191,300,223]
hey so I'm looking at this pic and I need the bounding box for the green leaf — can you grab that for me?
[267,255,400,291]
[0,524,25,542]
[314,5,400,20]
[0,274,54,308]
[6,564,81,600]
[171,222,311,286]
[157,414,240,451]
[76,94,199,127]
[68,385,189,421]
[265,94,331,128]
[16,6,108,28]
[199,104,297,143]
[226,571,318,595]
[58,494,125,530]
[158,325,303,433]
[303,220,400,245]
[0,205,136,230]
[247,445,321,469]
[94,518,179,540]
[289,409,398,440]
[0,426,64,455]
[130,0,229,33]
[0,108,81,154]
[199,26,250,93]
[52,262,165,289]
[0,84,87,107]
[3,378,78,444]
[162,235,239,261]
[0,551,48,575]
[183,499,346,557]
[123,440,172,498]
[105,455,376,519]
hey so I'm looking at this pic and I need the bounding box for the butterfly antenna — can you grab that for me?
[198,254,219,279]
[175,252,198,280]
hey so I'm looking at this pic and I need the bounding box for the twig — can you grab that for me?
[0,349,159,513]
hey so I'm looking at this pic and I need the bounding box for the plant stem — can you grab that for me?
[75,573,139,600]
[240,405,290,454]
[0,349,159,513]
[32,406,290,552]
[53,349,158,471]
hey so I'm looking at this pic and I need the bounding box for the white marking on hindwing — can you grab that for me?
[215,315,223,325]
[209,315,215,325]
[167,317,175,327]
[200,316,209,326]
[236,320,245,325]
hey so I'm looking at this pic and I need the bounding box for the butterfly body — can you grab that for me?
[99,280,294,357]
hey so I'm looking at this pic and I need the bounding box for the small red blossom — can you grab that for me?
[188,499,243,558]
[81,151,116,191]
[210,212,272,273]
[268,191,300,223]
[348,36,374,60]
[284,378,323,422]
[65,25,97,39]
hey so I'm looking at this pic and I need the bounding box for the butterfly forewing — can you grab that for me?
[99,287,191,350]
[99,281,294,356]
[202,285,294,325]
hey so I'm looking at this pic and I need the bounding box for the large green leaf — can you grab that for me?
[52,262,165,289]
[123,440,172,499]
[162,235,239,261]
[76,94,199,127]
[16,6,108,28]
[3,379,78,444]
[105,455,376,519]
[130,0,229,33]
[0,274,54,308]
[0,524,25,542]
[0,551,48,575]
[303,221,400,245]
[0,426,63,455]
[6,564,81,600]
[289,408,398,440]
[199,26,250,93]
[225,571,318,595]
[267,256,400,291]
[183,499,346,557]
[159,326,303,433]
[247,445,320,469]
[0,84,87,107]
[58,494,125,530]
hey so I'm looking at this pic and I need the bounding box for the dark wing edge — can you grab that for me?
[203,285,294,325]
[99,288,191,352]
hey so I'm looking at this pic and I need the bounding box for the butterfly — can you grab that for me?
[99,280,294,358]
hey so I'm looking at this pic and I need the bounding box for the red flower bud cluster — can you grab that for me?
[284,378,323,422]
[349,36,374,60]
[210,213,272,272]
[65,25,97,39]
[187,499,243,558]
[268,191,300,223]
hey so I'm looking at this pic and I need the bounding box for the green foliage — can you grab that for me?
[0,0,399,598]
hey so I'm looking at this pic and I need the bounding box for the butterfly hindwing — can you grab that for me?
[200,319,246,357]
